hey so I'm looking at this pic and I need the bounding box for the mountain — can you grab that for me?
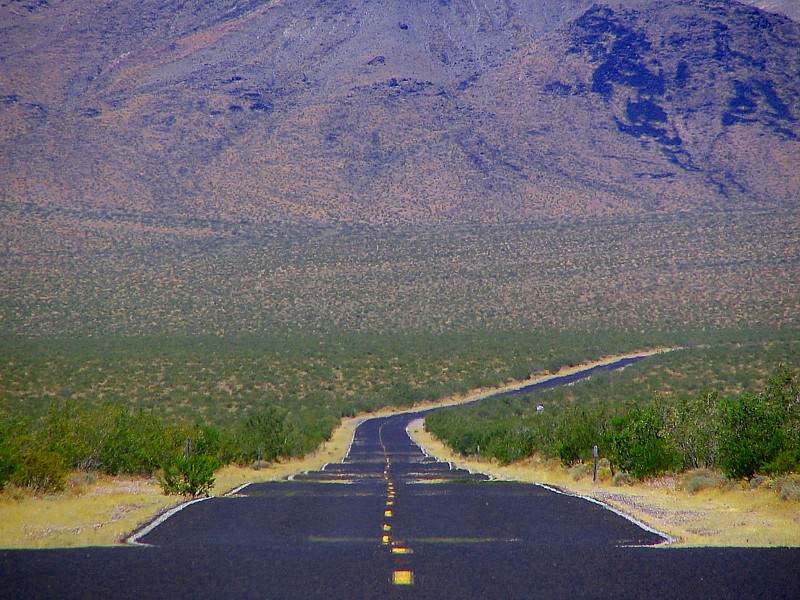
[739,0,800,22]
[1,0,798,225]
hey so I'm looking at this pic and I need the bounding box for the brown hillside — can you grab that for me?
[1,0,798,225]
[740,0,800,22]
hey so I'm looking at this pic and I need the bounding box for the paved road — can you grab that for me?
[2,360,799,598]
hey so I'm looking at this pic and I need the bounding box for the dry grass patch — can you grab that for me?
[408,423,800,548]
[0,473,175,548]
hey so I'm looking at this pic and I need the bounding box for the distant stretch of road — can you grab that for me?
[2,356,798,599]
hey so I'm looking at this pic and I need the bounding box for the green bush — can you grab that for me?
[0,422,19,491]
[607,407,680,480]
[35,400,103,470]
[764,365,800,473]
[717,393,784,480]
[485,429,537,465]
[11,449,69,494]
[234,407,292,463]
[665,390,718,470]
[552,408,604,466]
[99,409,179,475]
[0,450,16,491]
[159,455,219,497]
[190,425,237,463]
[766,449,800,475]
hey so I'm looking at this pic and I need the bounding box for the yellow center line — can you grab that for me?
[377,422,414,586]
[393,570,414,586]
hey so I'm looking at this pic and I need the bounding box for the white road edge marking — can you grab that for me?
[226,482,252,496]
[405,421,495,481]
[343,418,366,459]
[126,496,213,546]
[537,483,677,546]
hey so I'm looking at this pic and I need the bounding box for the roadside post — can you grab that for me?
[592,445,598,482]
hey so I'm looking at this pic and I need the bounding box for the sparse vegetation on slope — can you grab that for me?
[3,209,797,336]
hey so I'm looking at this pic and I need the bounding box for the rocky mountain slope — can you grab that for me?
[740,0,800,22]
[1,0,798,225]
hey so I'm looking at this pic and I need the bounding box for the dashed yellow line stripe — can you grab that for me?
[378,422,414,586]
[392,570,414,586]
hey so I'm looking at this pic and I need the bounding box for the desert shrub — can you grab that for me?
[284,409,339,457]
[11,449,69,494]
[160,455,219,497]
[764,365,800,473]
[0,422,19,491]
[0,450,16,491]
[748,475,770,489]
[683,468,724,495]
[450,430,484,456]
[552,407,605,466]
[612,471,633,486]
[70,471,98,486]
[25,401,186,476]
[35,400,105,470]
[607,406,681,480]
[0,483,31,501]
[234,407,292,463]
[586,457,614,482]
[98,409,179,475]
[717,393,784,480]
[189,425,238,463]
[425,411,481,456]
[485,429,537,464]
[766,449,800,475]
[569,463,591,481]
[665,390,718,470]
[774,476,800,502]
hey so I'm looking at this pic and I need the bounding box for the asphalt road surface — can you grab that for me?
[2,360,799,598]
